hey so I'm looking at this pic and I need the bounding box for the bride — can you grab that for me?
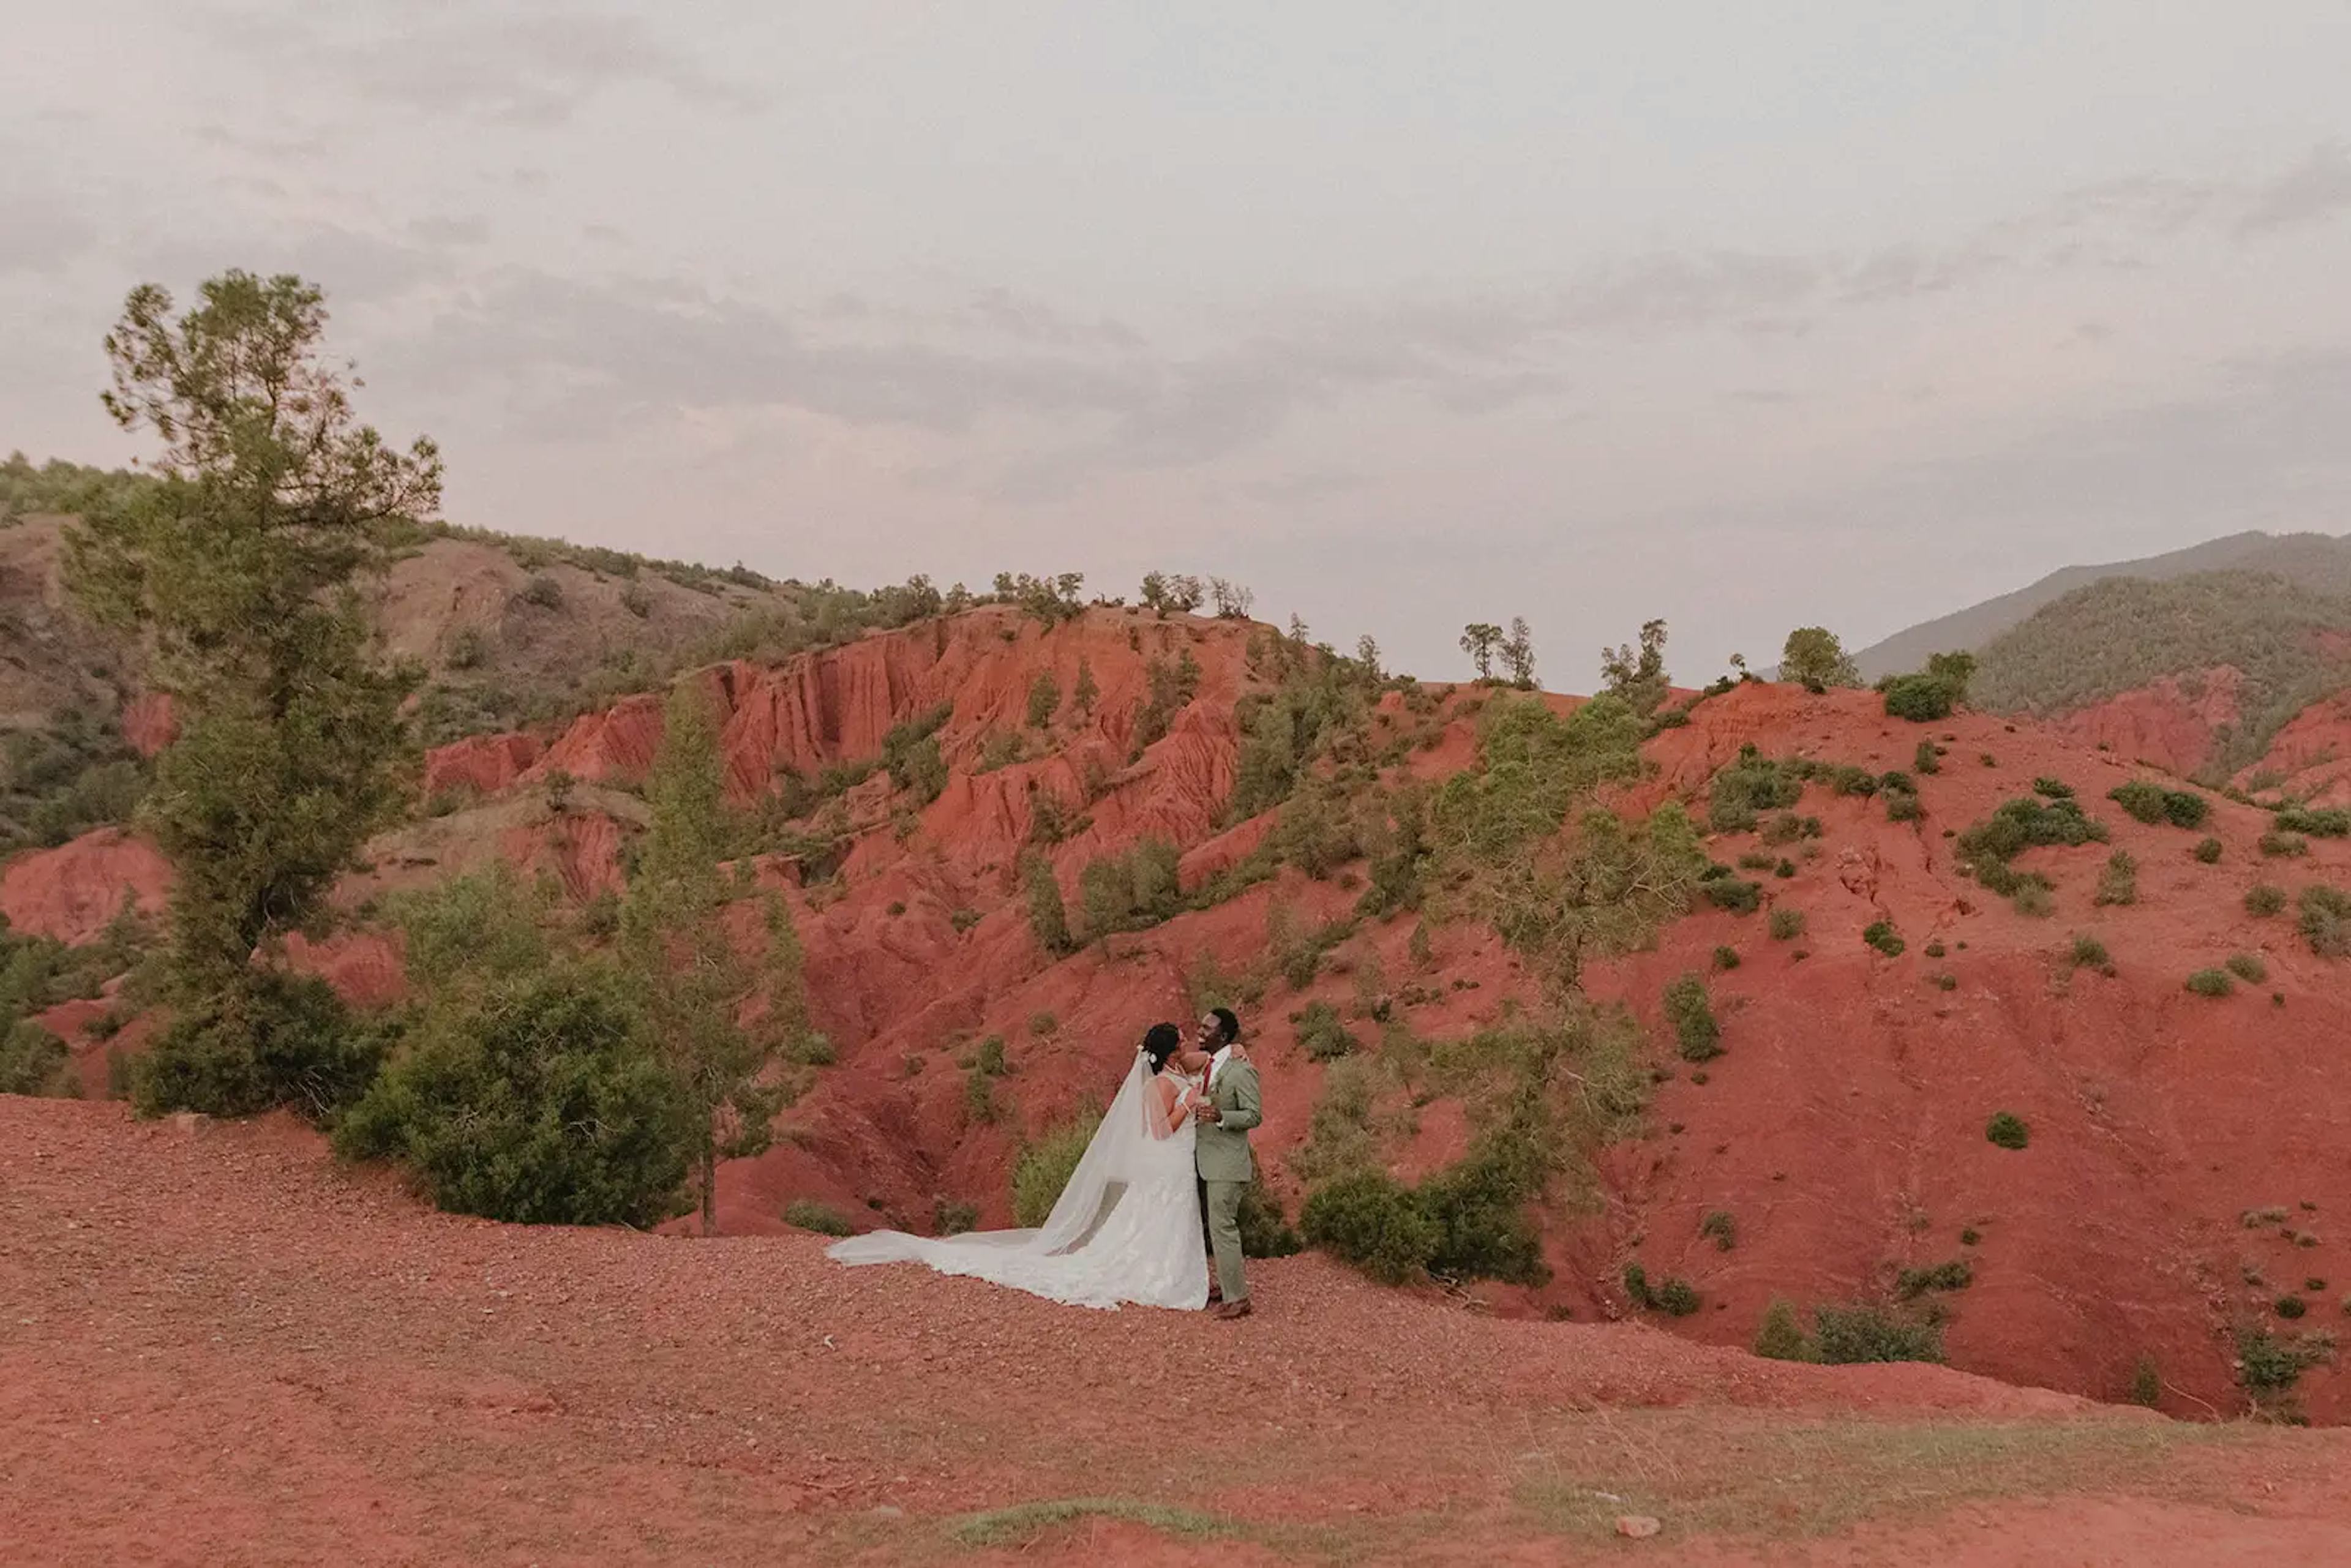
[827,1023,1210,1310]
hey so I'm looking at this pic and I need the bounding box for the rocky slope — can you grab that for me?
[10,601,2351,1428]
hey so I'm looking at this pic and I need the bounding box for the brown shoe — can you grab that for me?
[1212,1297,1253,1321]
[1207,1281,1223,1304]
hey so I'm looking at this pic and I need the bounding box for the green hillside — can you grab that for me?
[1971,570,2351,776]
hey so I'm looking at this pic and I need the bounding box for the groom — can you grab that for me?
[1191,1007,1261,1321]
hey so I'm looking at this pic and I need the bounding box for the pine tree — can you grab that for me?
[623,683,811,1234]
[1499,617,1537,688]
[1459,623,1502,681]
[66,272,434,1103]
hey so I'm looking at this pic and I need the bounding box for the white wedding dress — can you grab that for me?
[828,1056,1208,1310]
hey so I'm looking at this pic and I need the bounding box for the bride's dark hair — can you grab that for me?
[1141,1022,1183,1073]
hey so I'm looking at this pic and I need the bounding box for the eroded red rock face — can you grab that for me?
[23,613,2351,1425]
[2234,689,2351,806]
[423,732,542,797]
[119,691,178,758]
[0,828,171,945]
[2053,667,2244,775]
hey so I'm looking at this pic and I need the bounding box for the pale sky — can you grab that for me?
[7,3,2351,683]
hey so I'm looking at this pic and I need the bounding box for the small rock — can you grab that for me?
[1616,1515,1662,1540]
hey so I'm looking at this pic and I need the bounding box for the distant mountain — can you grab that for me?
[1852,530,2351,680]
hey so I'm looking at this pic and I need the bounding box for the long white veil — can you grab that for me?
[829,1051,1171,1270]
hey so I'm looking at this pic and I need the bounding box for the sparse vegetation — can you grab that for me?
[1010,1123,1094,1227]
[1985,1112,2030,1150]
[2299,885,2351,958]
[2091,850,2137,907]
[2185,967,2235,998]
[2246,883,2288,918]
[783,1198,853,1236]
[1293,1000,1360,1062]
[1954,795,2108,896]
[1769,907,1807,942]
[2194,836,2224,863]
[1700,1210,1737,1251]
[1662,974,1722,1062]
[1862,920,1905,958]
[1878,651,1975,723]
[2226,953,2268,983]
[2109,780,2209,828]
[1811,1303,1946,1364]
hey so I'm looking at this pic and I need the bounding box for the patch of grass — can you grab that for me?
[1985,1111,2030,1150]
[2184,968,2234,998]
[1700,1209,1737,1251]
[782,1198,853,1236]
[1711,944,1741,971]
[2194,836,2223,864]
[1895,1259,1974,1298]
[2225,953,2268,983]
[2091,850,2137,907]
[2246,883,2287,917]
[1862,920,1905,958]
[1769,907,1807,941]
[948,1497,1235,1549]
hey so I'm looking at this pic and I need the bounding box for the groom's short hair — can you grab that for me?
[1208,1007,1241,1045]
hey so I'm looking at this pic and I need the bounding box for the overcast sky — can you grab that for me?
[7,4,2351,683]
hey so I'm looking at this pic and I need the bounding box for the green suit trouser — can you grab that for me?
[1203,1177,1248,1303]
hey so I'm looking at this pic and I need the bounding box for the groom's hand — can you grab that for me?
[1196,1103,1221,1122]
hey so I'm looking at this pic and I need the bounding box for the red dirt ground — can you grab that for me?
[7,1096,2350,1567]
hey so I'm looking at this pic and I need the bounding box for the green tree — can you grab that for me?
[1599,618,1671,714]
[66,272,436,1109]
[1779,626,1861,690]
[1499,617,1537,688]
[1459,622,1502,681]
[1071,656,1100,716]
[1021,849,1074,956]
[623,683,812,1234]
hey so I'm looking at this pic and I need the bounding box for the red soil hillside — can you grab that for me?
[12,606,2351,1430]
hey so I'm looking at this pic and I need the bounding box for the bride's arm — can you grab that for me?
[1147,1075,1192,1138]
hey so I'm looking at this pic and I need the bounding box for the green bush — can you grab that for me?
[1300,1169,1441,1285]
[2246,883,2288,917]
[1913,740,1941,776]
[974,1035,1009,1076]
[1881,673,1957,722]
[1663,974,1721,1062]
[333,964,689,1226]
[1011,1123,1094,1227]
[1895,1259,1974,1298]
[2274,1295,2308,1321]
[2237,1326,2330,1398]
[1700,1209,1736,1251]
[1761,812,1822,846]
[784,1198,853,1236]
[1025,671,1061,729]
[2130,1357,2162,1407]
[1753,1298,1815,1361]
[139,970,388,1122]
[1238,1184,1304,1258]
[2032,776,2075,799]
[1622,1261,1700,1316]
[2108,779,2207,827]
[2259,830,2309,858]
[1420,1131,1550,1285]
[1955,796,2108,891]
[1768,907,1806,942]
[1985,1111,2030,1150]
[1862,920,1905,958]
[1076,839,1183,940]
[1701,876,1762,914]
[2300,885,2351,958]
[1294,1000,1360,1062]
[1711,944,1741,971]
[2068,933,2111,971]
[2092,850,2137,907]
[1813,1303,1944,1364]
[2276,806,2351,838]
[2226,953,2268,983]
[2194,836,2224,863]
[0,1020,77,1097]
[1708,746,1804,833]
[934,1199,979,1236]
[2184,968,2234,998]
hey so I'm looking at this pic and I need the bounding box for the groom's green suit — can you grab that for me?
[1194,1056,1261,1305]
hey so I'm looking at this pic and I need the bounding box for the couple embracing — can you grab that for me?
[830,1008,1262,1317]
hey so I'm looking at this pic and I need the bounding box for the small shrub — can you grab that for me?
[1753,1298,1814,1361]
[2012,883,2054,918]
[1652,1277,1701,1316]
[1294,1000,1360,1062]
[1913,740,1941,776]
[1711,945,1741,972]
[1761,812,1822,846]
[2068,933,2110,970]
[2276,806,2351,838]
[2130,1357,2161,1408]
[2184,968,2234,998]
[1960,1227,1982,1246]
[1895,1259,1974,1298]
[1881,673,1957,722]
[2299,885,2351,958]
[1923,940,1946,958]
[784,1198,854,1236]
[1813,1303,1944,1364]
[1027,1011,1057,1037]
[2194,837,2223,864]
[1774,858,1796,878]
[1663,974,1721,1063]
[2032,776,2074,799]
[1011,1123,1093,1225]
[1985,1111,2030,1150]
[2091,850,2137,907]
[0,1021,76,1098]
[1702,877,1762,915]
[1736,852,1777,871]
[1238,1184,1304,1259]
[974,1035,1009,1076]
[1301,1169,1439,1285]
[934,1199,978,1236]
[1768,907,1806,942]
[618,580,653,618]
[1700,1210,1736,1251]
[2225,953,2268,983]
[2259,830,2309,858]
[2237,1326,2330,1397]
[2109,780,2207,828]
[1862,920,1905,958]
[2274,1295,2308,1320]
[1930,970,1957,991]
[963,1070,999,1124]
[2246,883,2287,918]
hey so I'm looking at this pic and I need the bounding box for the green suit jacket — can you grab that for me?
[1194,1057,1261,1183]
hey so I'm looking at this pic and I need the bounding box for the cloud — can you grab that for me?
[408,215,491,247]
[207,3,768,126]
[2238,143,2351,235]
